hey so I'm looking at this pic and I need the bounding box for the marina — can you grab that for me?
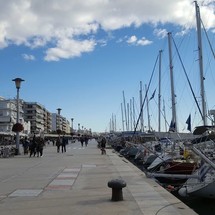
[1,1,215,215]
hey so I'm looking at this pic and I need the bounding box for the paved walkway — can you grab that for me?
[0,139,197,215]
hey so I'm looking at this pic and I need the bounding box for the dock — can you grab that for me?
[0,139,197,215]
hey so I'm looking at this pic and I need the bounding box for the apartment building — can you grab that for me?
[0,97,72,135]
[52,113,70,134]
[0,97,30,134]
[23,102,52,134]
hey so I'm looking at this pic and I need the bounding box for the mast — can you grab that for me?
[114,115,116,132]
[168,32,177,132]
[121,103,125,131]
[123,91,128,130]
[195,1,207,125]
[109,118,111,132]
[158,50,162,132]
[145,84,151,131]
[130,99,133,131]
[132,97,136,131]
[127,103,130,131]
[139,81,144,132]
[163,99,168,132]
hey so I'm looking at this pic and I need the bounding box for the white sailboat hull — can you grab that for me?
[178,165,215,199]
[179,179,215,199]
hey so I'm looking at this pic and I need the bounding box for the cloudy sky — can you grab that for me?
[1,0,215,132]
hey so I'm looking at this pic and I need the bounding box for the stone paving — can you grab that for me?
[0,139,197,215]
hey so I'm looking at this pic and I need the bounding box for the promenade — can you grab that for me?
[0,139,197,215]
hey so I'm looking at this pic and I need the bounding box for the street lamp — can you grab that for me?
[12,78,24,155]
[57,108,62,115]
[71,118,74,131]
[56,108,62,133]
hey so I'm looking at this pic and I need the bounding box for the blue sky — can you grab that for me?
[1,0,215,132]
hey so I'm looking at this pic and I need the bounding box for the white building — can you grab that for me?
[0,98,30,134]
[52,113,70,134]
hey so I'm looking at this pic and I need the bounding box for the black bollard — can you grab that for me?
[108,179,126,201]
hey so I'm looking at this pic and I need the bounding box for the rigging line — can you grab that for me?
[171,35,204,121]
[132,53,159,138]
[151,96,171,128]
[201,18,215,60]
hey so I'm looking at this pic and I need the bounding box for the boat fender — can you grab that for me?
[178,187,188,197]
[166,185,175,192]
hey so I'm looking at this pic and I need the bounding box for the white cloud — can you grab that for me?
[137,37,152,46]
[22,54,35,61]
[127,35,137,44]
[153,29,168,39]
[0,0,214,60]
[126,35,152,46]
[44,38,96,61]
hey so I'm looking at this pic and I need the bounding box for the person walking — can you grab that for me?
[56,136,61,153]
[84,135,89,147]
[36,137,45,157]
[80,135,84,147]
[100,136,106,155]
[29,135,37,157]
[23,137,29,155]
[61,135,67,153]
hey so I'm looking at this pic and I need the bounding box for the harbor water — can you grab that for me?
[174,193,215,215]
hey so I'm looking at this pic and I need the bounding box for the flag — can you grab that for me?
[186,114,191,132]
[149,89,156,101]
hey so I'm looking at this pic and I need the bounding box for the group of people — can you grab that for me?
[79,135,89,147]
[21,134,106,156]
[22,135,45,157]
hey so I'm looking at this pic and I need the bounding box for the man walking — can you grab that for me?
[62,135,67,153]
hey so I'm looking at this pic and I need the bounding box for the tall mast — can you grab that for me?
[130,99,133,131]
[145,84,151,131]
[123,91,128,130]
[127,103,130,131]
[195,1,207,125]
[132,97,136,131]
[121,103,125,131]
[111,114,115,132]
[158,50,162,132]
[114,115,116,132]
[168,32,177,132]
[163,99,168,132]
[139,81,144,132]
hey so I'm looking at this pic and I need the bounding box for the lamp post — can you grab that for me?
[78,123,80,133]
[12,78,24,155]
[56,108,62,132]
[71,118,74,132]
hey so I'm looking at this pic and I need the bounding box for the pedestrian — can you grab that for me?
[36,137,45,157]
[80,135,84,147]
[29,135,37,157]
[84,135,89,147]
[56,136,61,153]
[23,137,29,155]
[61,135,67,153]
[100,136,106,155]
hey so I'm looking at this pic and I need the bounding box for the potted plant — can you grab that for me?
[12,123,24,132]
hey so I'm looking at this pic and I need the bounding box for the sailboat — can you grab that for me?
[178,1,215,199]
[178,143,215,198]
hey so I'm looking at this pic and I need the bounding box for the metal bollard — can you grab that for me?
[108,179,126,201]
